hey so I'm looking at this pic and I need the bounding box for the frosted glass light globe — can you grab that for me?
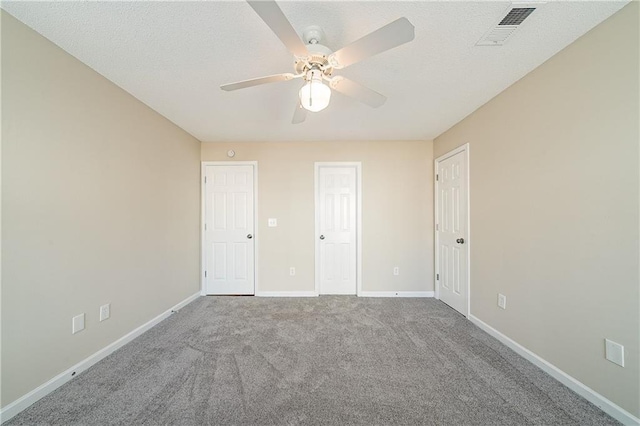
[299,80,331,112]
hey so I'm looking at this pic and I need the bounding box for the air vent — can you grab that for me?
[476,3,541,46]
[499,8,536,26]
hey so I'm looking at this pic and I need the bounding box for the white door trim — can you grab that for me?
[201,161,258,296]
[314,162,362,296]
[434,144,470,317]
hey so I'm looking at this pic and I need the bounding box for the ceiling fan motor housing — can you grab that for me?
[294,26,334,76]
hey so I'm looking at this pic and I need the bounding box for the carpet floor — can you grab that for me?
[7,296,618,425]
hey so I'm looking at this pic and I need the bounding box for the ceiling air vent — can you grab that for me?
[476,3,541,46]
[499,8,536,26]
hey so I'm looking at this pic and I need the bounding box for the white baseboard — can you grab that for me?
[469,314,640,426]
[358,291,435,298]
[255,291,318,297]
[0,292,201,424]
[256,291,435,298]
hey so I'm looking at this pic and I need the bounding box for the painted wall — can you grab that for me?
[1,12,201,408]
[433,3,639,417]
[202,141,434,295]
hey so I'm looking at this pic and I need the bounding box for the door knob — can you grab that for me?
[319,235,325,240]
[247,234,253,239]
[456,238,465,244]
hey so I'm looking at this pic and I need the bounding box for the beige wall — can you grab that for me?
[202,141,434,294]
[1,12,201,407]
[434,3,639,417]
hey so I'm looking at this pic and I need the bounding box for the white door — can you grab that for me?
[316,165,358,295]
[204,164,255,295]
[436,147,469,316]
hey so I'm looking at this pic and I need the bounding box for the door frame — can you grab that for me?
[434,144,470,317]
[314,162,363,296]
[200,161,258,296]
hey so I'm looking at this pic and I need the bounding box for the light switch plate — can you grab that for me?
[605,339,625,367]
[72,313,85,334]
[268,218,277,227]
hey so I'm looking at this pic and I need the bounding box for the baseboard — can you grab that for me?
[255,291,318,297]
[358,291,435,298]
[468,314,640,425]
[255,291,435,298]
[0,292,201,424]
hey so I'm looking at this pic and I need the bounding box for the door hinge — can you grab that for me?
[204,223,207,231]
[436,224,439,231]
[436,174,439,181]
[436,273,439,280]
[204,176,207,184]
[204,271,207,278]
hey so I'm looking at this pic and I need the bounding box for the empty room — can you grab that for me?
[1,0,638,424]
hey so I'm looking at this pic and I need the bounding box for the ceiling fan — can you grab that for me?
[220,1,415,124]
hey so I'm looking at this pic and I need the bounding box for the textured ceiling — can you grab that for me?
[2,1,628,142]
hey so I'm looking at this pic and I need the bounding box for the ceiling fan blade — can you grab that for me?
[329,17,415,69]
[330,77,386,108]
[220,73,295,91]
[292,101,307,124]
[247,1,308,58]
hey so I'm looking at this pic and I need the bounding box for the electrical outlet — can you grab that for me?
[100,303,110,322]
[268,218,277,227]
[605,339,625,367]
[498,294,507,309]
[72,314,85,334]
[289,267,295,276]
[393,267,400,276]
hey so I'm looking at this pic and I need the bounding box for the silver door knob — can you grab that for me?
[456,238,464,244]
[247,234,253,239]
[319,235,325,240]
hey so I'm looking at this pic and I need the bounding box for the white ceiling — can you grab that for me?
[2,1,627,142]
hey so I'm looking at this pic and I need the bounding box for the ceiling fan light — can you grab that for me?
[299,79,331,112]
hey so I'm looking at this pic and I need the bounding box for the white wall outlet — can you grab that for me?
[100,303,110,322]
[268,218,277,227]
[498,293,507,309]
[605,339,625,367]
[289,267,296,276]
[393,267,400,276]
[72,313,85,334]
